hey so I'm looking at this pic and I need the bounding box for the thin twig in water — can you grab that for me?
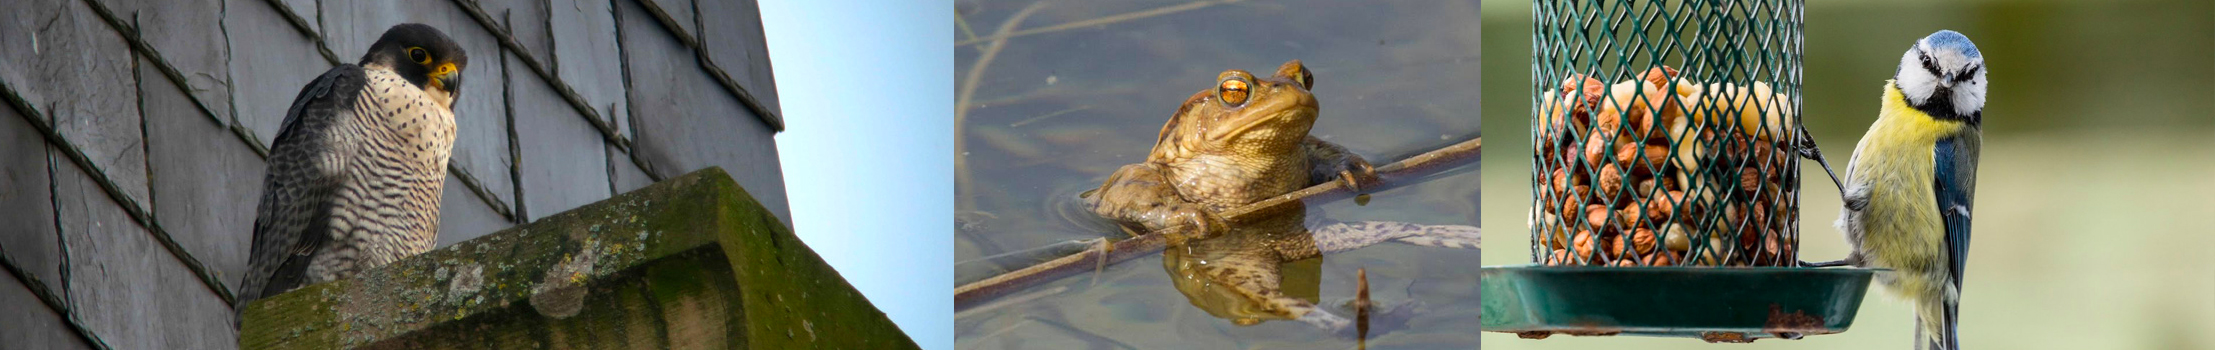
[955,10,981,53]
[955,285,1069,320]
[955,238,1095,268]
[956,2,1049,256]
[1089,237,1110,287]
[1008,105,1091,127]
[954,137,1481,309]
[971,318,1033,344]
[1356,268,1371,349]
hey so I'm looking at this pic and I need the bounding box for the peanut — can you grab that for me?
[1661,223,1690,252]
[1582,134,1619,168]
[1640,251,1680,266]
[1572,230,1600,264]
[1628,227,1659,254]
[1597,164,1625,203]
[1583,204,1610,231]
[1615,206,1647,232]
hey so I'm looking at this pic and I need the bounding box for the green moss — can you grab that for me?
[238,167,919,349]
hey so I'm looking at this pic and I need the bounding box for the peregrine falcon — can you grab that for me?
[238,23,468,308]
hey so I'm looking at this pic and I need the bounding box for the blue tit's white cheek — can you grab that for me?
[1896,50,1938,104]
[1953,74,1986,115]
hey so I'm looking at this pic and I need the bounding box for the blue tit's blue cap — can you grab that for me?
[1922,30,1981,58]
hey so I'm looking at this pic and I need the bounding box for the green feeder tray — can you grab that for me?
[1481,265,1878,343]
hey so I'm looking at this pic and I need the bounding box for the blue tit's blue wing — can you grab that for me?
[1932,132,1980,288]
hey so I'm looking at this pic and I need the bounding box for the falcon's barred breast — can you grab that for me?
[238,23,469,308]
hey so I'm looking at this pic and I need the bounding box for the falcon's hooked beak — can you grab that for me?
[429,62,463,106]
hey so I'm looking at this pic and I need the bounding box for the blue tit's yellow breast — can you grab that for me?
[1843,81,1969,278]
[1853,81,1971,172]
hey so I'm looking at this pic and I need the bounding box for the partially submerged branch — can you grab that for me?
[954,137,1482,310]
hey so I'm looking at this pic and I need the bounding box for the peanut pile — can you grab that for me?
[1533,66,1801,267]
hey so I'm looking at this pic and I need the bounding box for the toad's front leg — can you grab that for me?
[1303,137,1380,192]
[1090,163,1227,244]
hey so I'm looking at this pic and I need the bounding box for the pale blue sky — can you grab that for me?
[760,1,953,349]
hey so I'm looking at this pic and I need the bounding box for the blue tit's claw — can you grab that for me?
[1794,135,1847,194]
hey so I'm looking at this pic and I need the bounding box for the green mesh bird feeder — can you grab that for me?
[1482,0,1878,342]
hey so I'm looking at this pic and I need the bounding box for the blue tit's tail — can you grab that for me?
[1940,296,1960,350]
[1917,298,1961,350]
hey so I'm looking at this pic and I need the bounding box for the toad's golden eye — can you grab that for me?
[1217,78,1251,106]
[407,47,432,65]
[1291,67,1313,89]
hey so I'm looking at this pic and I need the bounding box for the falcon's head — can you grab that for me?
[362,23,468,108]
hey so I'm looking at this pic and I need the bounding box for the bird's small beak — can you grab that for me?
[432,63,463,105]
[443,73,463,105]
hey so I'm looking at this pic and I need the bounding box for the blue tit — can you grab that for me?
[1835,30,1984,350]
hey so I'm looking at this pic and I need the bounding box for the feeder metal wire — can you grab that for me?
[1529,0,1807,267]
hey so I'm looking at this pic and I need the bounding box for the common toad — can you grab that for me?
[1087,60,1477,333]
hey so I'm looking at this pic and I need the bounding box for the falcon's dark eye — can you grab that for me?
[407,47,432,65]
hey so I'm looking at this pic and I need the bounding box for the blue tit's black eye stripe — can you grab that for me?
[1953,65,1980,82]
[1920,54,1942,76]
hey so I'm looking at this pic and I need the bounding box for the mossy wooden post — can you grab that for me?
[240,167,918,349]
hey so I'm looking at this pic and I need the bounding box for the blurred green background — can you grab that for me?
[1481,0,2215,349]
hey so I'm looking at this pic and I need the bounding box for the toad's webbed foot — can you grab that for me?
[1304,137,1380,192]
[1337,161,1380,193]
[1163,206,1228,245]
[1311,221,1481,254]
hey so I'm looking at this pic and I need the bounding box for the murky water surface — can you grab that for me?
[954,0,1485,348]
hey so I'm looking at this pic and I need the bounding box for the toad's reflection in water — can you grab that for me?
[1085,60,1478,334]
[1161,208,1479,333]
